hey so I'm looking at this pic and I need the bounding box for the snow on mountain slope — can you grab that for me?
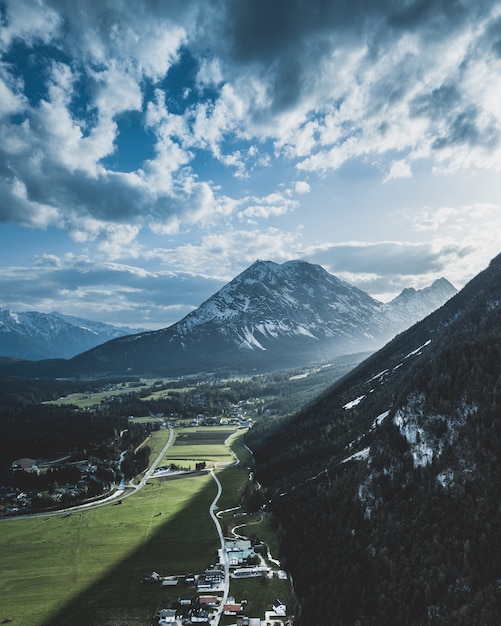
[0,309,146,360]
[385,277,457,325]
[167,260,455,354]
[0,259,457,376]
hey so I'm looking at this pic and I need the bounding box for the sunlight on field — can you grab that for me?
[161,427,237,469]
[0,474,215,625]
[0,427,258,626]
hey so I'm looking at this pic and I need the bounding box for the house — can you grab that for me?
[204,568,224,582]
[178,596,193,606]
[232,566,268,578]
[223,601,244,615]
[158,608,177,624]
[272,598,287,616]
[225,538,256,565]
[198,595,220,607]
[196,576,213,590]
[190,609,210,623]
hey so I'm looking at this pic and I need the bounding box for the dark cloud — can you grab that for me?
[306,241,473,277]
[209,0,496,118]
[216,0,376,114]
[410,84,461,119]
[387,0,470,31]
[433,107,500,150]
[0,260,225,327]
[486,15,501,57]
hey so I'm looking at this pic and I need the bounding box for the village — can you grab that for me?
[0,376,298,625]
[144,536,293,626]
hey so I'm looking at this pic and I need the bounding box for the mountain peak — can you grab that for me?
[0,259,459,377]
[0,309,146,360]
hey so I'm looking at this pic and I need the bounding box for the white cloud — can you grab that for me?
[196,57,223,88]
[238,192,299,221]
[294,181,311,194]
[0,66,26,117]
[0,0,61,50]
[385,160,412,182]
[144,227,301,278]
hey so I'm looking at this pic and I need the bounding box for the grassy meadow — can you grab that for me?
[0,426,278,625]
[0,428,246,626]
[0,474,218,625]
[161,426,239,469]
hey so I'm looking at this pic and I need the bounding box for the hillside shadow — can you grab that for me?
[40,475,219,626]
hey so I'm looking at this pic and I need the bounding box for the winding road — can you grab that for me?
[208,469,230,626]
[2,426,176,521]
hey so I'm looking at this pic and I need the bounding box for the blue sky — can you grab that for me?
[0,0,500,329]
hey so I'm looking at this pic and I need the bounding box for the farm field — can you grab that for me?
[0,473,217,625]
[161,426,238,469]
[0,428,261,626]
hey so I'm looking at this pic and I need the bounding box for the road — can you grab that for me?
[208,468,229,626]
[2,426,176,521]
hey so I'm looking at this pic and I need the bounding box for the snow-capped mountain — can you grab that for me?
[385,277,457,326]
[1,259,455,378]
[0,309,146,360]
[248,252,501,624]
[170,260,455,355]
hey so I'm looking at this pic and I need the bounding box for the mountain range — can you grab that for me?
[0,310,146,360]
[0,260,456,377]
[0,260,455,377]
[247,252,501,625]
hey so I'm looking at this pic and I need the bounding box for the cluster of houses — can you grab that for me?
[1,458,105,515]
[156,596,288,625]
[149,536,291,625]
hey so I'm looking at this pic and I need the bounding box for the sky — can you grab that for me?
[0,0,500,330]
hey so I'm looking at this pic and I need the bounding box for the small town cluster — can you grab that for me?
[144,538,292,625]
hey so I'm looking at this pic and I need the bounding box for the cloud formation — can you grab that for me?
[2,1,500,234]
[0,0,500,325]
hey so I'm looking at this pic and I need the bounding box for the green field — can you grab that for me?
[0,474,218,625]
[222,576,294,625]
[0,427,290,625]
[161,427,238,469]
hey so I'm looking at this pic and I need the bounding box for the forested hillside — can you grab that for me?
[247,253,501,625]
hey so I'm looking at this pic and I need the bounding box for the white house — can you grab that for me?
[272,599,287,616]
[158,607,176,624]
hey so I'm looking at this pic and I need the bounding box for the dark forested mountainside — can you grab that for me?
[247,253,501,625]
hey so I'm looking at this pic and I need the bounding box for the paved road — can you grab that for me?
[208,468,229,626]
[2,426,176,521]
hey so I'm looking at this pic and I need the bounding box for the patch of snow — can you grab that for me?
[393,398,438,467]
[239,328,266,351]
[371,410,390,430]
[437,469,455,489]
[393,394,477,469]
[295,325,318,338]
[366,369,389,383]
[404,339,432,359]
[343,395,366,409]
[342,447,370,463]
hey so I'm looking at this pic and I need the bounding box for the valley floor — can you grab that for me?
[0,426,294,626]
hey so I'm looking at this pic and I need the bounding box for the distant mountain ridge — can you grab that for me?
[0,310,146,360]
[247,252,501,625]
[0,260,456,377]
